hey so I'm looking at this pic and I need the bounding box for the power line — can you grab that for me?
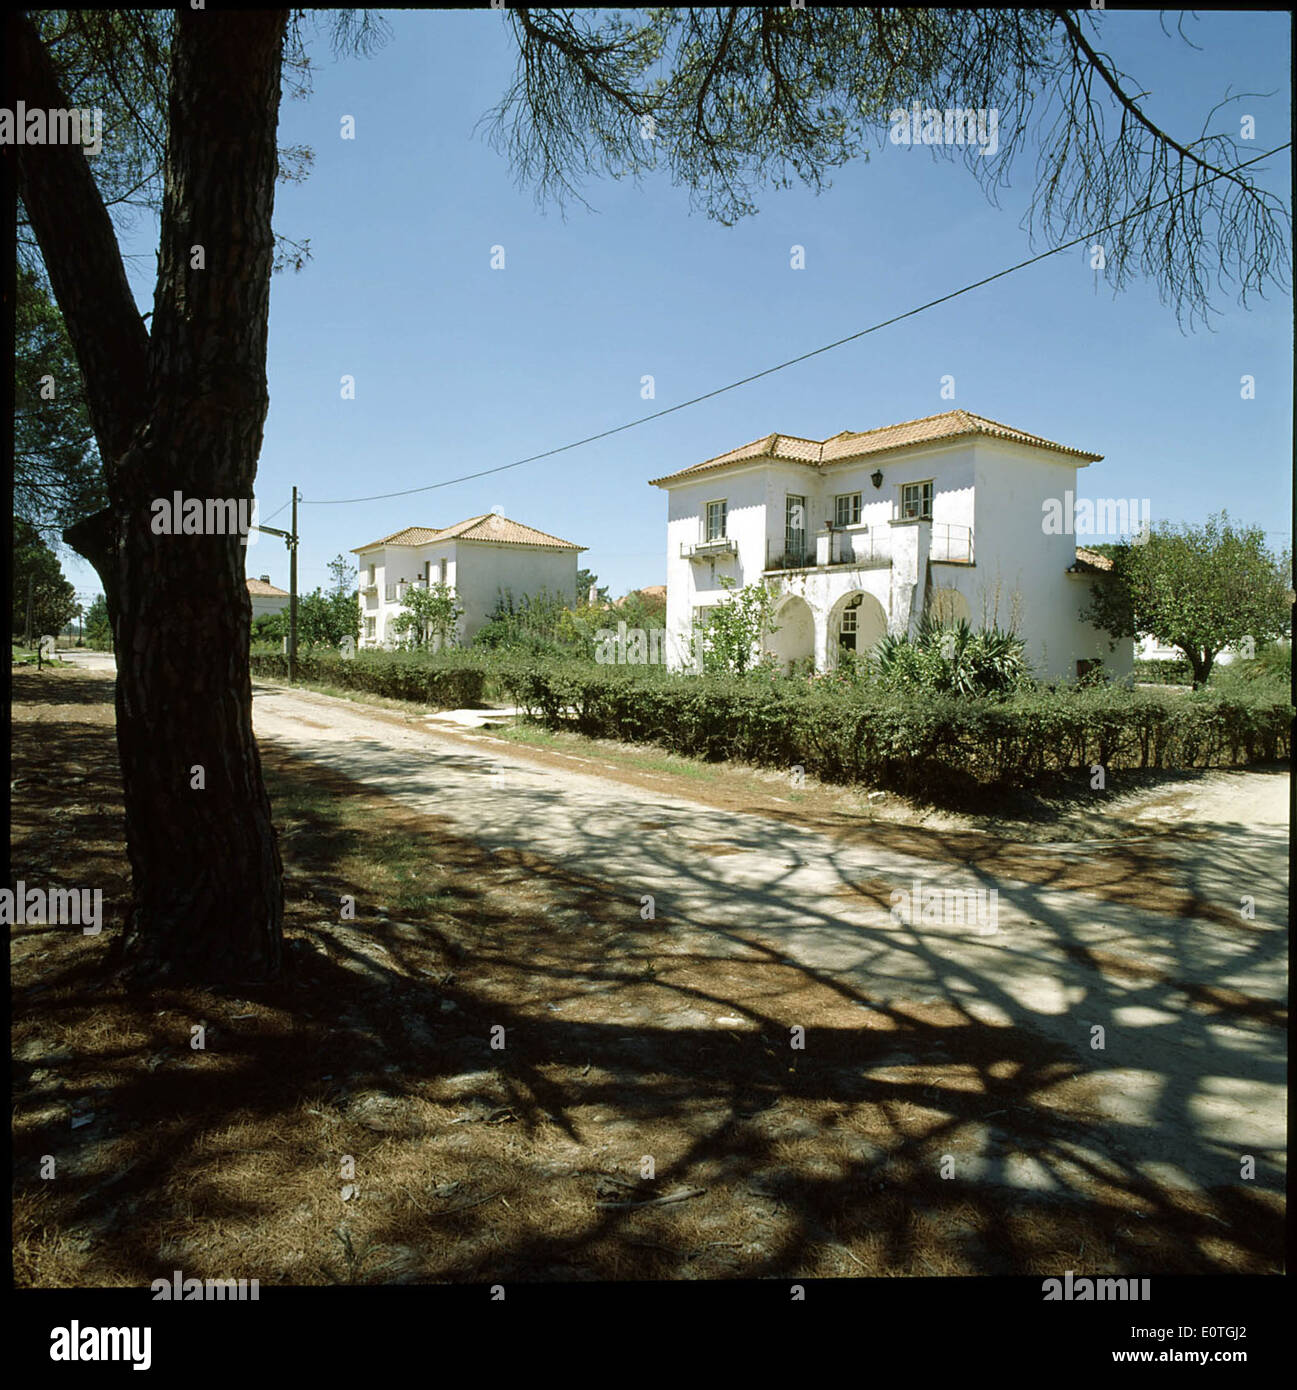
[298,142,1290,508]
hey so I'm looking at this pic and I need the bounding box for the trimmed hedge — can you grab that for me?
[250,648,488,709]
[248,647,1291,799]
[501,663,1292,799]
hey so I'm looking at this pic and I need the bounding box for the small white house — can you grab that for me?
[352,512,584,648]
[649,409,1135,681]
[247,575,290,619]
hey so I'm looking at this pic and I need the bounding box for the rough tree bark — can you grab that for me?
[11,9,287,984]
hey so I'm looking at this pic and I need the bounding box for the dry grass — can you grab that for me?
[10,665,1284,1285]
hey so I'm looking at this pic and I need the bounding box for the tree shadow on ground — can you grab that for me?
[10,670,1286,1284]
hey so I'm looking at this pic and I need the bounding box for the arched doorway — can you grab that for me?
[829,591,887,667]
[766,595,814,672]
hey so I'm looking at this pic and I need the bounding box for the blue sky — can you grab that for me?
[71,7,1291,603]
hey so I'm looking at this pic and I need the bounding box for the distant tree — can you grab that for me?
[251,610,285,645]
[1081,512,1292,687]
[577,568,609,604]
[83,594,112,649]
[11,519,79,640]
[326,552,356,597]
[295,587,362,650]
[617,589,667,631]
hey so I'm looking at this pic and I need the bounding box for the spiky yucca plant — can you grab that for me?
[873,616,1028,696]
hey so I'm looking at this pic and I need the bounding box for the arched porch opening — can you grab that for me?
[827,590,887,668]
[765,594,815,673]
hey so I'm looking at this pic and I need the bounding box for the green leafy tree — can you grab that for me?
[699,578,779,675]
[11,519,79,641]
[295,587,362,649]
[1081,512,1292,688]
[251,610,285,645]
[83,593,112,649]
[615,588,668,633]
[14,267,106,546]
[391,583,463,650]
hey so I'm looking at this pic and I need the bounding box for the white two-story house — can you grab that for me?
[353,511,584,648]
[649,409,1134,681]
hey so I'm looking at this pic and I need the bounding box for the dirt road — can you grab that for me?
[230,674,1288,1200]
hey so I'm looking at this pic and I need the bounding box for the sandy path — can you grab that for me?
[237,675,1288,1199]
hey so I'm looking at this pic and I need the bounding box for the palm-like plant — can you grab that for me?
[872,616,1027,695]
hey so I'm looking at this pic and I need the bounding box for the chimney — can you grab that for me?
[259,574,270,583]
[587,585,598,605]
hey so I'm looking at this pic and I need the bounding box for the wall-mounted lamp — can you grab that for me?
[871,469,884,489]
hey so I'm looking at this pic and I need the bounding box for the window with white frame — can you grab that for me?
[363,616,376,639]
[835,492,862,527]
[901,481,933,520]
[839,595,861,651]
[785,494,807,563]
[705,499,727,541]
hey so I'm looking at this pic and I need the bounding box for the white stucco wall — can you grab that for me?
[450,542,578,640]
[357,540,577,647]
[657,433,1134,681]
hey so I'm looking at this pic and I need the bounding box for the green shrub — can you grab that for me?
[501,663,1291,800]
[250,647,490,708]
[1209,641,1292,693]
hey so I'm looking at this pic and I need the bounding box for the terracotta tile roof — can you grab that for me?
[353,526,445,550]
[354,514,583,553]
[648,410,1102,487]
[246,577,289,597]
[1069,547,1116,574]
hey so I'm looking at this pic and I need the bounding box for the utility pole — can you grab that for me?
[247,491,299,684]
[289,486,299,683]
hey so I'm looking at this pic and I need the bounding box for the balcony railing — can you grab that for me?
[764,529,893,571]
[763,521,974,571]
[682,535,737,559]
[764,545,818,572]
[930,522,974,564]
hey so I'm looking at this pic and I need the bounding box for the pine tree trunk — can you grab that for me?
[13,9,290,984]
